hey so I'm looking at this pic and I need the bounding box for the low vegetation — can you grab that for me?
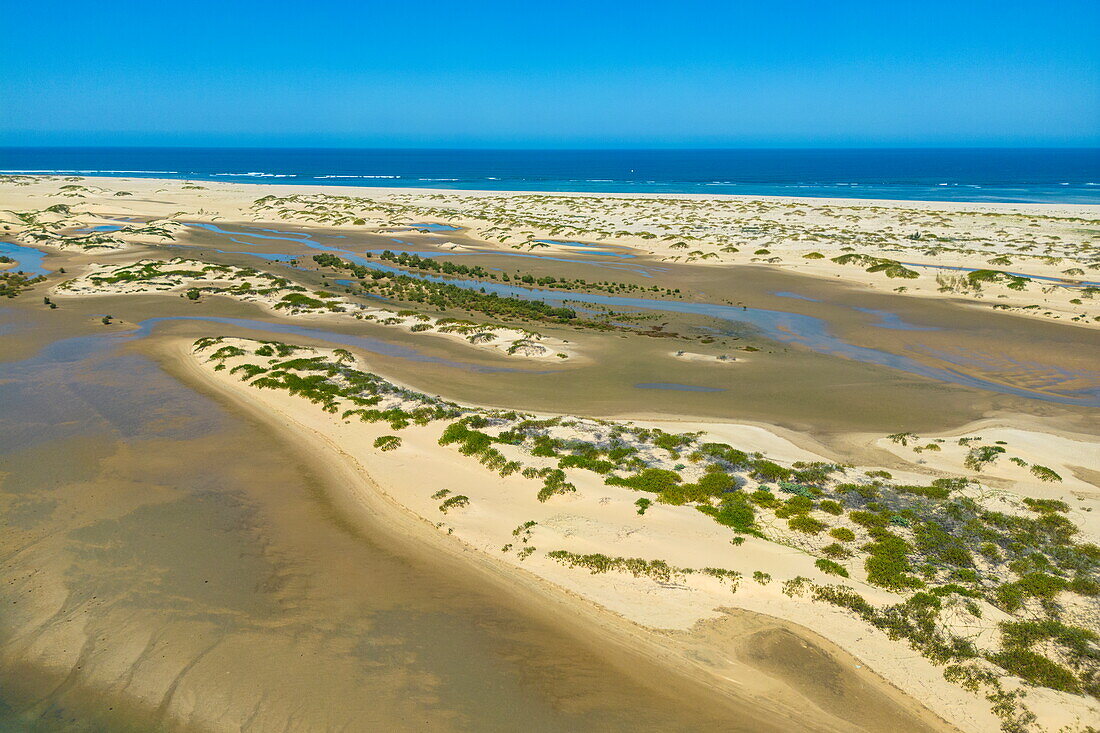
[0,271,46,298]
[194,327,1098,729]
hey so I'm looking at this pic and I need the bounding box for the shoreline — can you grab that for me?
[162,335,995,731]
[4,171,1100,209]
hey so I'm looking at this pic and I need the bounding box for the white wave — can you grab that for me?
[212,172,296,178]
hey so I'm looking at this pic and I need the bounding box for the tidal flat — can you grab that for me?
[1,175,1098,732]
[0,306,774,732]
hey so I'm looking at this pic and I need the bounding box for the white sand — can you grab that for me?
[182,338,1100,733]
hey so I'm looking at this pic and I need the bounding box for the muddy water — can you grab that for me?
[0,319,755,731]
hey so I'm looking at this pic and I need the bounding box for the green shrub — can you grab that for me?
[987,649,1080,693]
[887,432,918,446]
[697,470,736,495]
[546,551,682,583]
[748,489,779,508]
[697,442,750,467]
[697,496,758,535]
[438,422,494,455]
[894,484,951,500]
[849,510,887,529]
[821,543,851,559]
[1015,572,1067,599]
[815,558,849,577]
[1070,575,1099,596]
[1029,465,1062,482]
[750,460,792,482]
[863,531,924,590]
[373,435,401,451]
[829,527,856,542]
[1000,619,1098,662]
[964,445,1005,471]
[788,515,827,535]
[439,495,469,513]
[558,454,615,474]
[1023,498,1069,513]
[606,468,682,493]
[774,495,814,518]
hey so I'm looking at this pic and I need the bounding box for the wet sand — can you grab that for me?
[0,310,750,731]
[0,306,951,732]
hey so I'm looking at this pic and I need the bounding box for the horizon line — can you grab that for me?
[2,145,1099,152]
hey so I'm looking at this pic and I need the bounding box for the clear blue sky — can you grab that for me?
[3,0,1097,148]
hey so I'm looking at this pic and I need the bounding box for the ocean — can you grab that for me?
[1,147,1098,204]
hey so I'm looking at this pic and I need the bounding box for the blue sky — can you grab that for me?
[3,0,1098,147]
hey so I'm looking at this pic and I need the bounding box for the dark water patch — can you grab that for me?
[187,221,313,244]
[0,435,106,494]
[65,489,280,616]
[0,306,25,336]
[186,221,660,276]
[914,345,1100,401]
[368,247,657,276]
[329,262,1099,405]
[0,333,227,451]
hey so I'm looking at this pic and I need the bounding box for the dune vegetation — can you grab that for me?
[195,335,1099,731]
